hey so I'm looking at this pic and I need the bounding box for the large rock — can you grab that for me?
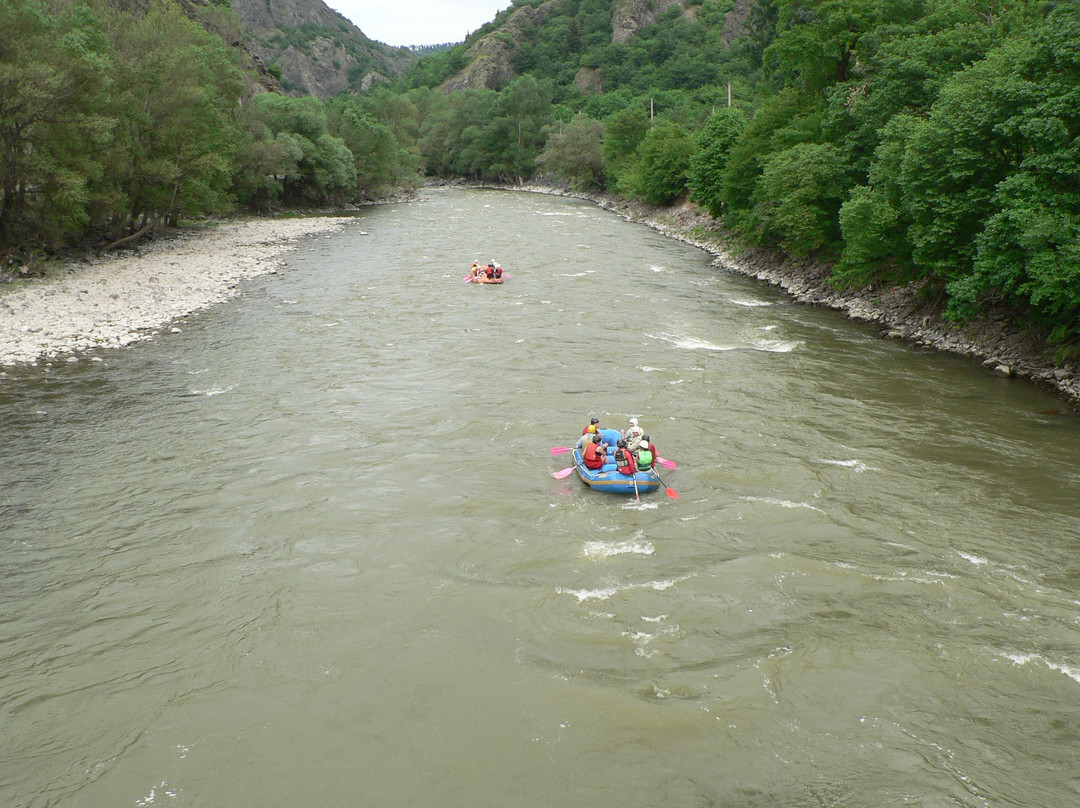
[573,67,605,94]
[611,0,682,43]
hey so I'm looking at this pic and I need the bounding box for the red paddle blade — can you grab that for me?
[553,467,575,479]
[550,447,572,455]
[665,487,679,499]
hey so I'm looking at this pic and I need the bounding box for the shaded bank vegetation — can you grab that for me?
[2,0,1079,354]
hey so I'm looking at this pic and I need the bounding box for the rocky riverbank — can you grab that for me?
[0,217,349,372]
[494,181,1080,411]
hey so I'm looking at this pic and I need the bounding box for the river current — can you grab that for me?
[2,188,1079,807]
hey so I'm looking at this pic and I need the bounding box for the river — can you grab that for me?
[2,188,1079,807]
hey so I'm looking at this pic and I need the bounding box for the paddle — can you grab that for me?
[653,469,679,499]
[633,472,640,501]
[551,446,674,470]
[553,466,574,479]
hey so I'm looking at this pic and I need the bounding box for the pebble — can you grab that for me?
[0,218,348,368]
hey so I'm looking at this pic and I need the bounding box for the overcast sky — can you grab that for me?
[326,0,512,47]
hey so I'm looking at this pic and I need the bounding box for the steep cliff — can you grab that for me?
[229,0,415,99]
[439,1,559,92]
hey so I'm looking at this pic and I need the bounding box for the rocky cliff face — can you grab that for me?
[440,1,559,92]
[611,0,682,43]
[722,0,752,46]
[229,0,415,99]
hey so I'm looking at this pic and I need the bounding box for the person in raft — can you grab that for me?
[470,260,481,279]
[634,435,657,472]
[583,433,609,470]
[583,417,601,436]
[614,438,637,476]
[623,417,645,452]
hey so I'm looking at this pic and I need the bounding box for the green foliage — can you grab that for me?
[398,43,470,89]
[687,106,747,217]
[536,114,606,189]
[248,94,355,204]
[0,0,113,246]
[620,122,696,205]
[753,142,848,256]
[329,100,419,195]
[719,88,821,218]
[601,105,649,191]
[944,4,1080,343]
[895,44,1027,284]
[96,1,247,234]
[833,185,908,287]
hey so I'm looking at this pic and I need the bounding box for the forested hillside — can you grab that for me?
[0,0,419,257]
[2,0,1078,352]
[383,0,1080,350]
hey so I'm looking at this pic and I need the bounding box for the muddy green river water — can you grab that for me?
[2,188,1079,807]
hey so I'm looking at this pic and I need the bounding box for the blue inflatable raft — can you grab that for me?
[572,428,661,495]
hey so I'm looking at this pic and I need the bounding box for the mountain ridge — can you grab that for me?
[227,0,416,98]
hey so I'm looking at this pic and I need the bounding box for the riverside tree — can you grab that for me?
[0,0,113,249]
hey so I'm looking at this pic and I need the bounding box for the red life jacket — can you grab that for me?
[583,442,605,469]
[614,447,636,476]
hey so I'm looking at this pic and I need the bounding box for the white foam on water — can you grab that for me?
[557,585,619,603]
[740,496,825,514]
[651,329,800,353]
[624,617,680,658]
[657,334,736,352]
[186,385,235,397]
[816,458,878,472]
[557,575,692,603]
[1003,653,1080,685]
[957,551,989,566]
[583,538,655,559]
[136,781,177,806]
[752,336,802,353]
[729,298,774,307]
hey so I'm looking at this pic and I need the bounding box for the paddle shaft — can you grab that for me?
[654,469,679,499]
